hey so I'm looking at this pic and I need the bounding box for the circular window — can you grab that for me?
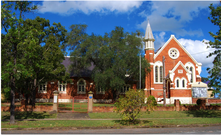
[168,48,179,59]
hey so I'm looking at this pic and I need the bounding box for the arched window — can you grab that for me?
[185,62,195,83]
[160,66,163,82]
[190,67,193,83]
[182,79,185,88]
[77,79,86,94]
[154,61,163,83]
[176,79,179,88]
[155,66,158,82]
[38,82,47,93]
[58,81,67,93]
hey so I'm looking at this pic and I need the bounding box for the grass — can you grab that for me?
[89,110,221,119]
[2,118,221,129]
[1,111,57,120]
[58,103,88,112]
[36,103,53,106]
[93,103,115,107]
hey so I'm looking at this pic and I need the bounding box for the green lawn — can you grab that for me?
[58,103,88,112]
[89,110,221,119]
[36,103,53,106]
[1,111,57,120]
[2,118,221,129]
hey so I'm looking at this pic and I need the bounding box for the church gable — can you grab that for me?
[169,61,191,82]
[153,35,202,77]
[169,61,191,89]
[154,35,200,65]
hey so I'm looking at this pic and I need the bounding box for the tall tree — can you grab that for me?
[207,3,221,98]
[1,1,38,124]
[1,1,70,124]
[69,26,150,101]
[18,17,70,107]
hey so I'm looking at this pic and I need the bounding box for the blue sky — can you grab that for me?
[21,1,220,78]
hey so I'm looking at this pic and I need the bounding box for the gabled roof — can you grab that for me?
[169,61,191,82]
[61,56,95,77]
[154,35,202,66]
[170,61,191,74]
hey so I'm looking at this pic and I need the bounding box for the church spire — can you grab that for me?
[144,20,155,50]
[144,20,155,41]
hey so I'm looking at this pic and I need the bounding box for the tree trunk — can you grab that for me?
[25,93,28,106]
[10,76,15,124]
[32,79,36,108]
[10,41,17,124]
[112,89,119,102]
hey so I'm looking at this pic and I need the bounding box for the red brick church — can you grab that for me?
[144,21,206,104]
[33,21,208,104]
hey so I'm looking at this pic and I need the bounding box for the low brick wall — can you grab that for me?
[192,98,221,104]
[1,105,53,112]
[181,105,221,111]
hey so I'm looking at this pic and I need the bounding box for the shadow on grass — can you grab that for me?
[113,120,150,125]
[184,110,221,118]
[1,111,53,121]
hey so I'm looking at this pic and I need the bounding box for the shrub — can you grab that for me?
[146,95,157,112]
[196,99,202,106]
[114,89,145,124]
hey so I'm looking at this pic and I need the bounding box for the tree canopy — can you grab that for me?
[207,3,221,98]
[1,1,69,124]
[69,25,150,101]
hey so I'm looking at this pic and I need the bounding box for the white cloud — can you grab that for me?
[38,1,143,15]
[154,31,166,49]
[137,1,218,37]
[178,38,215,68]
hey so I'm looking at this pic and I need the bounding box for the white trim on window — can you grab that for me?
[181,77,187,88]
[96,87,105,94]
[185,62,195,83]
[175,77,188,89]
[168,48,180,59]
[58,81,67,93]
[154,61,163,84]
[175,78,180,88]
[120,84,130,94]
[38,82,47,93]
[77,78,86,94]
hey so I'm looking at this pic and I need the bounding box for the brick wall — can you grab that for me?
[146,38,201,100]
[192,98,221,104]
[170,89,192,97]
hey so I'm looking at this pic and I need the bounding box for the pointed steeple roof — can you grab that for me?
[144,20,155,41]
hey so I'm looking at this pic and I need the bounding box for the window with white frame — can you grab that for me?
[96,87,105,94]
[175,77,187,89]
[160,66,163,82]
[190,67,193,83]
[77,79,86,94]
[185,62,195,83]
[154,62,163,83]
[120,85,130,94]
[182,79,185,88]
[176,79,179,88]
[155,66,158,82]
[58,81,67,93]
[168,48,180,59]
[38,82,47,93]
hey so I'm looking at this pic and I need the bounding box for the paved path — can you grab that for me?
[2,125,221,134]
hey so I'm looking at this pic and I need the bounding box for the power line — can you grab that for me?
[190,50,214,55]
